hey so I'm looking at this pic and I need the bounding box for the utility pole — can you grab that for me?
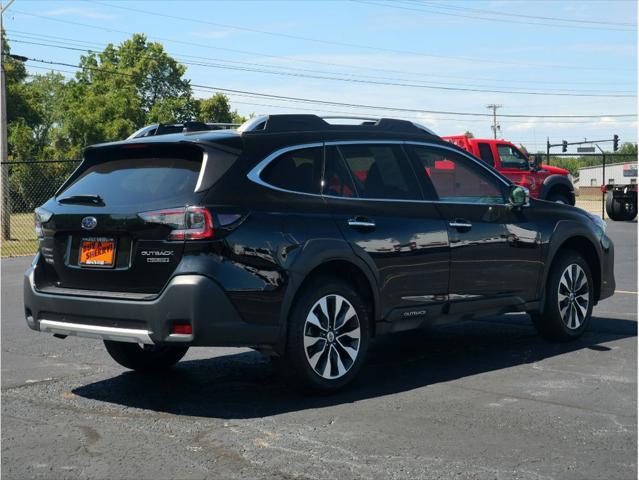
[486,104,501,140]
[1,0,15,241]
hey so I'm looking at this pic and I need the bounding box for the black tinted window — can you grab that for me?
[261,147,322,194]
[497,144,529,170]
[478,143,495,166]
[411,146,504,204]
[337,144,421,200]
[322,146,357,198]
[60,157,201,207]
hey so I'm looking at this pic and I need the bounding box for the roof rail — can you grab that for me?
[321,115,380,122]
[238,114,438,136]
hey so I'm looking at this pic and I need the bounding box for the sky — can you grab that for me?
[4,0,638,152]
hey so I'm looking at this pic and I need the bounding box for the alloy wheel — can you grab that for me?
[303,294,361,380]
[557,263,589,330]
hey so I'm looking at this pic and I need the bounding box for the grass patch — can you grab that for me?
[1,213,38,257]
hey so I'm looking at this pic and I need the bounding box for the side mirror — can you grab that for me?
[509,185,530,208]
[531,154,543,170]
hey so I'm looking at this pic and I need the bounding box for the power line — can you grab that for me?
[21,65,636,126]
[6,26,635,90]
[16,55,637,120]
[355,0,636,32]
[9,30,635,89]
[12,6,633,72]
[7,37,636,98]
[415,1,636,28]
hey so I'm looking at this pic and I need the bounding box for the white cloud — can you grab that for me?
[42,7,116,20]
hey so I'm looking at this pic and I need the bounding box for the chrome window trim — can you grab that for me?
[325,140,404,146]
[246,140,512,206]
[194,150,209,192]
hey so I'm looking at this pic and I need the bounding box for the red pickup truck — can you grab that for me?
[443,136,576,205]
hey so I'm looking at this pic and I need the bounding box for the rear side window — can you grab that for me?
[59,157,202,207]
[261,147,323,194]
[477,143,495,166]
[337,144,421,200]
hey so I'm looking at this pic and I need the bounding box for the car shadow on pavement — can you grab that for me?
[73,314,636,419]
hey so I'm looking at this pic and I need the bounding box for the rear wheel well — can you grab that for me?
[554,237,601,302]
[295,260,376,335]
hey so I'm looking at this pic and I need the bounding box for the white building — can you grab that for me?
[578,161,637,187]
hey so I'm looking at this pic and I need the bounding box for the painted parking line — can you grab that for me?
[614,290,638,295]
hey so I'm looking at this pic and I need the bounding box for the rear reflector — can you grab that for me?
[171,323,193,335]
[138,206,214,240]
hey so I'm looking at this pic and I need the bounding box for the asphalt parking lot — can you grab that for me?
[1,221,636,480]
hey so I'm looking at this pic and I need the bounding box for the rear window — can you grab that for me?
[261,147,323,194]
[59,157,202,207]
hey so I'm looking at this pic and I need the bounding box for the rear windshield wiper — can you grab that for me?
[57,194,105,206]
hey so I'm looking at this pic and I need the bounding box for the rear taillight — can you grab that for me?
[34,207,53,239]
[139,206,214,240]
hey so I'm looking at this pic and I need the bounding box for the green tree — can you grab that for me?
[59,33,196,151]
[196,93,245,123]
[3,33,38,135]
[617,142,638,156]
[76,34,192,117]
[3,34,250,211]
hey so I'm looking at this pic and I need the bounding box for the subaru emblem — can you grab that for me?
[81,216,97,230]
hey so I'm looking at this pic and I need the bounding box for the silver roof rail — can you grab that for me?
[321,116,380,123]
[237,115,269,133]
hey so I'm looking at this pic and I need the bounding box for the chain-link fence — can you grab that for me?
[1,154,636,257]
[1,160,80,257]
[545,153,638,219]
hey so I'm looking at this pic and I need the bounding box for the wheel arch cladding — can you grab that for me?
[292,260,378,335]
[552,236,601,303]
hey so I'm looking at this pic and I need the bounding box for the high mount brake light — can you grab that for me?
[138,206,214,240]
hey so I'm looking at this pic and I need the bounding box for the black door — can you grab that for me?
[406,144,542,309]
[322,143,449,323]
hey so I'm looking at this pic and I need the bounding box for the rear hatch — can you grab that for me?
[35,142,211,295]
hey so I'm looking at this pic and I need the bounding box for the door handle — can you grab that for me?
[449,219,472,230]
[347,217,376,230]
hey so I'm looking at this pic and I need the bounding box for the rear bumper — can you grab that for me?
[24,264,279,347]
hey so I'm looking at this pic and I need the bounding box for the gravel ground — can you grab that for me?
[2,221,636,480]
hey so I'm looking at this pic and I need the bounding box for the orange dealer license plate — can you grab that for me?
[79,237,116,267]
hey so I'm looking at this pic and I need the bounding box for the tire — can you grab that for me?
[104,341,189,372]
[531,250,594,342]
[278,276,370,393]
[547,191,571,205]
[606,193,637,221]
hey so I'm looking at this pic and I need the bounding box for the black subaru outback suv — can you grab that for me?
[24,114,615,392]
